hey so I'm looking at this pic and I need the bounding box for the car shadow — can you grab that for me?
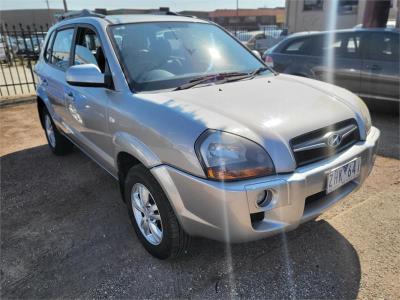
[184,220,361,299]
[1,145,360,299]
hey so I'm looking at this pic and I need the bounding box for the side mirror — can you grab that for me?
[66,64,105,87]
[252,50,261,59]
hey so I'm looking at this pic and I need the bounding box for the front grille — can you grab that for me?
[290,119,360,167]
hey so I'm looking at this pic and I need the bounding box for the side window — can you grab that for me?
[282,37,316,55]
[366,33,399,62]
[73,27,105,73]
[326,34,361,58]
[44,31,55,61]
[282,39,307,54]
[255,34,266,40]
[303,0,324,11]
[50,28,74,70]
[309,34,361,58]
[345,36,360,55]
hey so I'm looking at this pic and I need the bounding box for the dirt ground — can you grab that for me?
[1,102,399,299]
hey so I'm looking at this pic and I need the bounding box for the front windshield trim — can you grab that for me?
[106,21,274,93]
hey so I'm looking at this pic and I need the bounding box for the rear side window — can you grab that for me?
[50,28,74,70]
[316,33,362,58]
[345,36,360,55]
[283,39,307,53]
[366,33,399,62]
[43,31,55,61]
[281,37,317,55]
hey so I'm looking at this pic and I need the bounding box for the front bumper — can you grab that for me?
[151,126,380,243]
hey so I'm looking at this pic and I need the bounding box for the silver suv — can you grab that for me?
[35,11,380,259]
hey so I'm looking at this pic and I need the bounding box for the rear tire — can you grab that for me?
[124,164,190,259]
[42,108,73,155]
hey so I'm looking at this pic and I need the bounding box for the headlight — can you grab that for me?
[195,130,275,181]
[364,108,372,135]
[365,114,372,135]
[359,97,372,135]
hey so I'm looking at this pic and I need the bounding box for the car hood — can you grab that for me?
[137,73,366,172]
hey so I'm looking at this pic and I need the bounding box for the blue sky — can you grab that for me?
[1,0,285,11]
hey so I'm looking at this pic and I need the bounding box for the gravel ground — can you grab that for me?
[0,102,399,299]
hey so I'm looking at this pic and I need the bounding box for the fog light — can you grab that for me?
[256,190,273,208]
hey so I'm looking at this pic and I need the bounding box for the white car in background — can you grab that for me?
[235,30,286,53]
[0,35,7,62]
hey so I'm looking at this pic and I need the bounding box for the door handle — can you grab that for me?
[65,92,75,102]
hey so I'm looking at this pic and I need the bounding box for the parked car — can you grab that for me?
[35,11,380,259]
[8,36,43,59]
[263,28,400,103]
[354,19,396,29]
[0,41,7,63]
[234,30,265,49]
[0,34,13,64]
[235,30,285,53]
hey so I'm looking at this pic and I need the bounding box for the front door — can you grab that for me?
[63,25,114,171]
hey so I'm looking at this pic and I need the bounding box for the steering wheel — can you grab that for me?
[134,60,159,81]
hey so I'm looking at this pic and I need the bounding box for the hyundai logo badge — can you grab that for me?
[327,133,342,147]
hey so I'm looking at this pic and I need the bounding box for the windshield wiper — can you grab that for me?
[174,68,270,91]
[224,67,270,83]
[174,71,248,91]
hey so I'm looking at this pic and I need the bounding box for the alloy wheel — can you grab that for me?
[131,183,163,245]
[45,114,56,148]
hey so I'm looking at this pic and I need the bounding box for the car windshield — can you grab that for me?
[109,22,269,92]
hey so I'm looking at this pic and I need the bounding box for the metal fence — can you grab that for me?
[0,23,49,98]
[0,22,287,99]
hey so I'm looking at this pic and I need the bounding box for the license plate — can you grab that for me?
[326,158,361,194]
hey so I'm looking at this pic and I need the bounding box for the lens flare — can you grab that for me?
[324,0,339,84]
[208,47,222,60]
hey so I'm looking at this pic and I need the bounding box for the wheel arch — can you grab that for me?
[36,87,54,129]
[114,132,163,201]
[37,96,46,129]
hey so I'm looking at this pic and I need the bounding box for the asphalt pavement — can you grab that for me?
[0,102,399,299]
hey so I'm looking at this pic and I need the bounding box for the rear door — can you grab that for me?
[360,31,400,102]
[325,32,363,94]
[309,32,362,94]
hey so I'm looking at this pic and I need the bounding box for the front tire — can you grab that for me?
[42,108,73,155]
[124,165,190,259]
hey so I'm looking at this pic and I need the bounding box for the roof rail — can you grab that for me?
[57,9,105,21]
[164,11,197,19]
[165,11,180,16]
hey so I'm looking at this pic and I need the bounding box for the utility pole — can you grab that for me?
[236,0,239,16]
[63,0,68,12]
[45,0,51,24]
[362,0,390,28]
